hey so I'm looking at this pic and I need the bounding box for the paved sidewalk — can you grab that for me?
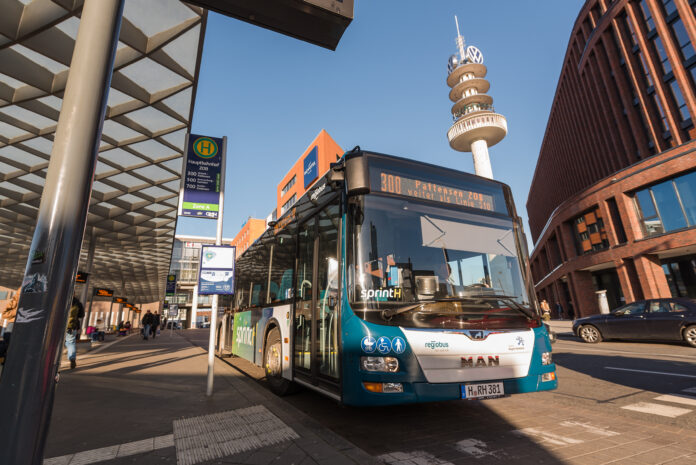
[546,319,574,337]
[44,330,376,465]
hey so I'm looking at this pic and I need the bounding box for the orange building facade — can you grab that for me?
[276,129,343,218]
[231,218,268,257]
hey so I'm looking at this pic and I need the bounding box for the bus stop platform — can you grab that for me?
[43,330,377,465]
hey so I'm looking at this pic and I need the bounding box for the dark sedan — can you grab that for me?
[573,298,696,347]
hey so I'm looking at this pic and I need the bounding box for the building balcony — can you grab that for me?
[448,77,490,102]
[446,62,487,88]
[448,112,508,152]
[451,94,494,116]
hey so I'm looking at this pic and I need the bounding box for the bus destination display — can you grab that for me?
[377,171,495,211]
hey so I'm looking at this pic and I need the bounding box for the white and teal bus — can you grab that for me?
[226,149,556,406]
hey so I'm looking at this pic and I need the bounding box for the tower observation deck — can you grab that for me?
[446,17,507,179]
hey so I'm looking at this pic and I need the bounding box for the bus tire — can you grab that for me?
[264,327,292,395]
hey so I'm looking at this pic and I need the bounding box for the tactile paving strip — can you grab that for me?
[173,405,299,465]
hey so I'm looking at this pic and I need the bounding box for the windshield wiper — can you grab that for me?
[460,294,536,319]
[381,304,424,319]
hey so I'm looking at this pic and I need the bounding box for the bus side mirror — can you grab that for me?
[345,153,369,196]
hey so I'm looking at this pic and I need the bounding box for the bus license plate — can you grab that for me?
[461,382,504,400]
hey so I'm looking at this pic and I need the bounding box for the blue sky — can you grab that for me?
[178,0,586,249]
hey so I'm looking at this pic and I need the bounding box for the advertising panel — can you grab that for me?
[198,245,235,295]
[303,146,318,188]
[232,311,255,361]
[179,134,225,219]
[165,274,177,296]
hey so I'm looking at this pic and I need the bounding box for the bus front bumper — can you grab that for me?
[344,370,558,406]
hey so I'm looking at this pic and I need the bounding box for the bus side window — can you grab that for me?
[269,231,295,304]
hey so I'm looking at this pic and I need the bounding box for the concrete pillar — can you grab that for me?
[0,1,124,462]
[191,284,199,328]
[471,139,493,179]
[634,254,672,298]
[80,229,96,339]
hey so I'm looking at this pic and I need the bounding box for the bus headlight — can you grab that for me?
[361,356,399,372]
[541,352,552,365]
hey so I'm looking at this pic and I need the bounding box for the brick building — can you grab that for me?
[527,0,696,318]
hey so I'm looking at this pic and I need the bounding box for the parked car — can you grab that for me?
[573,298,696,347]
[164,321,181,330]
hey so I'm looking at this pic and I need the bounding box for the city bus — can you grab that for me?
[226,149,557,406]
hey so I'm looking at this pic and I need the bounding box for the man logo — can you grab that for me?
[469,330,484,340]
[461,356,500,368]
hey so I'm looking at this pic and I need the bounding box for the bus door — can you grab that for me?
[294,200,341,390]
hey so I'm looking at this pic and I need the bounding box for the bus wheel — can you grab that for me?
[264,327,292,395]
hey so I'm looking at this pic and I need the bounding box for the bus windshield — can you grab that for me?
[349,194,535,329]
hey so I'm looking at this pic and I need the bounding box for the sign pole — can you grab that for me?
[206,136,226,397]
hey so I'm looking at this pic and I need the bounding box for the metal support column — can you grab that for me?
[106,300,114,332]
[80,228,96,339]
[206,137,227,397]
[0,1,124,463]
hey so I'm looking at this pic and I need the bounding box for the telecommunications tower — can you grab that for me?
[446,17,507,179]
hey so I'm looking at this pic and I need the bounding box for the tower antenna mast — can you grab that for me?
[454,15,466,62]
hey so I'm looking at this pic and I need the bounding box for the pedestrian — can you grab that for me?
[141,310,154,340]
[540,299,551,320]
[151,311,161,339]
[556,302,564,320]
[0,289,19,361]
[65,296,85,369]
[92,318,105,342]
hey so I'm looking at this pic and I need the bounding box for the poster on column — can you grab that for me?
[179,134,225,219]
[198,245,235,295]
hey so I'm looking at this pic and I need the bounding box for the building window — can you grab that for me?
[280,194,296,216]
[661,0,677,17]
[572,207,610,254]
[652,93,669,131]
[671,18,695,62]
[637,51,655,87]
[669,79,692,122]
[652,36,672,75]
[634,171,696,236]
[639,0,655,32]
[281,175,296,197]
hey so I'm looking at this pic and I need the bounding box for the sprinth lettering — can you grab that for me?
[461,356,500,368]
[360,288,402,299]
[236,326,254,346]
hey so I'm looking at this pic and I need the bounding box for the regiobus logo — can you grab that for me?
[360,288,402,300]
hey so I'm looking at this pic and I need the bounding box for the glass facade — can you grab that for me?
[634,171,696,236]
[572,207,610,254]
[662,255,696,298]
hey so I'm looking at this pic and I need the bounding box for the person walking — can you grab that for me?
[0,289,19,361]
[151,311,161,339]
[141,310,154,340]
[65,296,85,369]
[540,299,551,320]
[555,302,564,320]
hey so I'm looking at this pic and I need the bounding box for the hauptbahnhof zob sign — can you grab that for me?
[179,134,225,219]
